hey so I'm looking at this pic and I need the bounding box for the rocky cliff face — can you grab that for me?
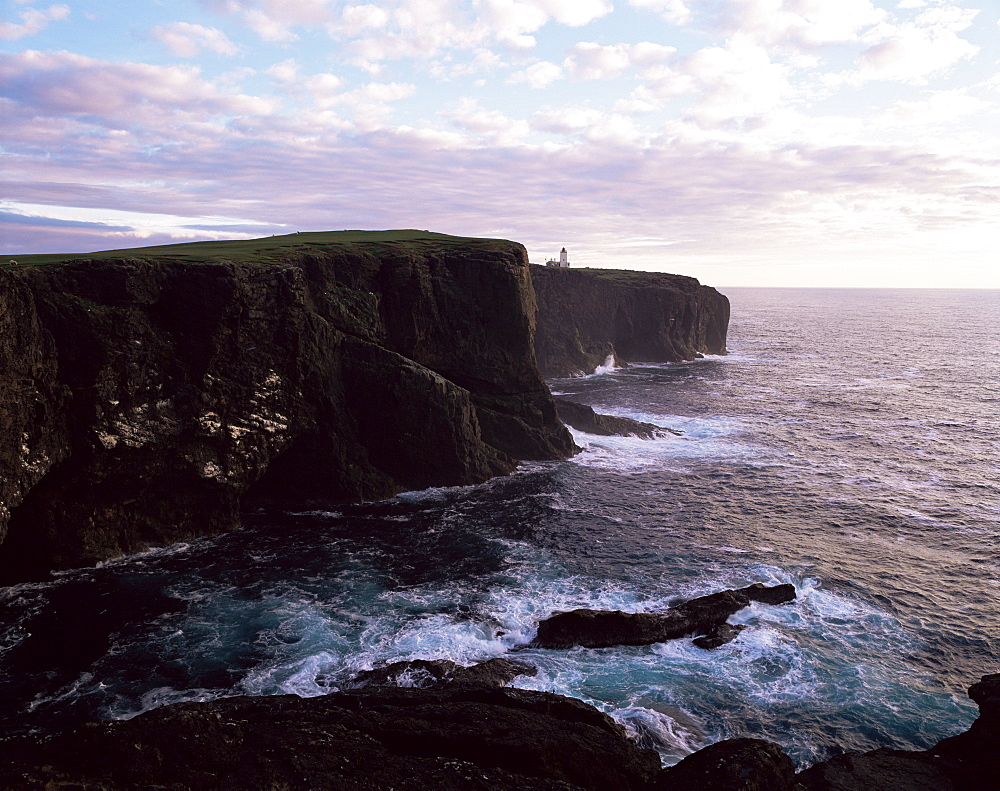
[531,266,729,377]
[0,233,574,581]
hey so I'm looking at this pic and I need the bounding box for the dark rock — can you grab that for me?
[0,234,576,581]
[349,658,537,690]
[532,584,796,649]
[798,673,1000,791]
[739,582,797,605]
[692,623,747,650]
[531,265,729,378]
[797,749,954,791]
[653,738,800,790]
[554,398,682,438]
[0,687,662,791]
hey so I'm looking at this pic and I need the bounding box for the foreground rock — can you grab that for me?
[798,673,1000,791]
[654,738,800,790]
[0,687,662,791]
[0,232,575,582]
[0,670,994,790]
[532,265,729,378]
[532,583,796,649]
[554,398,682,439]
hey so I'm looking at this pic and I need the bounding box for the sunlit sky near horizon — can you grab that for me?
[2,0,998,287]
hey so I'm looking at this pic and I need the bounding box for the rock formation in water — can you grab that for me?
[0,232,575,582]
[531,265,730,378]
[553,398,681,439]
[0,668,995,790]
[532,583,796,649]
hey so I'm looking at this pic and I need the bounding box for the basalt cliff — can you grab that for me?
[531,265,729,377]
[0,233,733,583]
[0,232,576,582]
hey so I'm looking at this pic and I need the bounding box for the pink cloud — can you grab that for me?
[0,50,278,124]
[151,22,240,58]
[0,3,69,41]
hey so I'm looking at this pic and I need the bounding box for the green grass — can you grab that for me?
[532,265,691,285]
[4,230,514,268]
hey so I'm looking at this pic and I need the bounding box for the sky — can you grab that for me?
[1,0,998,287]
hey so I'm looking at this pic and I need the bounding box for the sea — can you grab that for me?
[1,287,998,769]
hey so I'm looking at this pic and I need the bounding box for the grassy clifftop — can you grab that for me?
[5,230,512,268]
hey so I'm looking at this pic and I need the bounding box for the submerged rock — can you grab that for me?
[532,583,796,650]
[692,622,747,650]
[348,657,537,690]
[554,398,682,439]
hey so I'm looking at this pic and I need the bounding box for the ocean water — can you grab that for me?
[1,287,997,768]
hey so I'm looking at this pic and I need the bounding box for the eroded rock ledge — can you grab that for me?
[554,398,682,439]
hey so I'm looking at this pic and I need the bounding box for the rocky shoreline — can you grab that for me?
[4,235,988,790]
[0,584,994,789]
[0,655,994,790]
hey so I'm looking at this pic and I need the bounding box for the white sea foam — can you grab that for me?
[591,354,618,375]
[117,686,225,720]
[565,416,759,472]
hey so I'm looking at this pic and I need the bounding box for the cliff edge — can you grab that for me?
[531,266,729,377]
[0,231,574,581]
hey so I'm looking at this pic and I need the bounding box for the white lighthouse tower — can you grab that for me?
[546,248,570,268]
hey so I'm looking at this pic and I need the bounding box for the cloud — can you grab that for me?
[714,0,886,51]
[627,0,691,25]
[265,58,300,88]
[0,3,69,41]
[564,41,675,81]
[531,105,603,132]
[325,0,614,72]
[441,97,531,144]
[856,5,980,83]
[0,209,132,231]
[338,3,391,36]
[4,0,997,286]
[151,22,240,57]
[509,60,563,88]
[304,72,346,107]
[4,106,997,288]
[881,88,991,127]
[679,36,790,124]
[479,0,612,31]
[565,42,634,80]
[200,0,334,42]
[0,50,279,124]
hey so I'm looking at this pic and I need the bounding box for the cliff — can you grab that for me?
[0,231,574,582]
[531,266,729,377]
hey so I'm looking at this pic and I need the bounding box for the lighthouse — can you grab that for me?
[545,248,571,268]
